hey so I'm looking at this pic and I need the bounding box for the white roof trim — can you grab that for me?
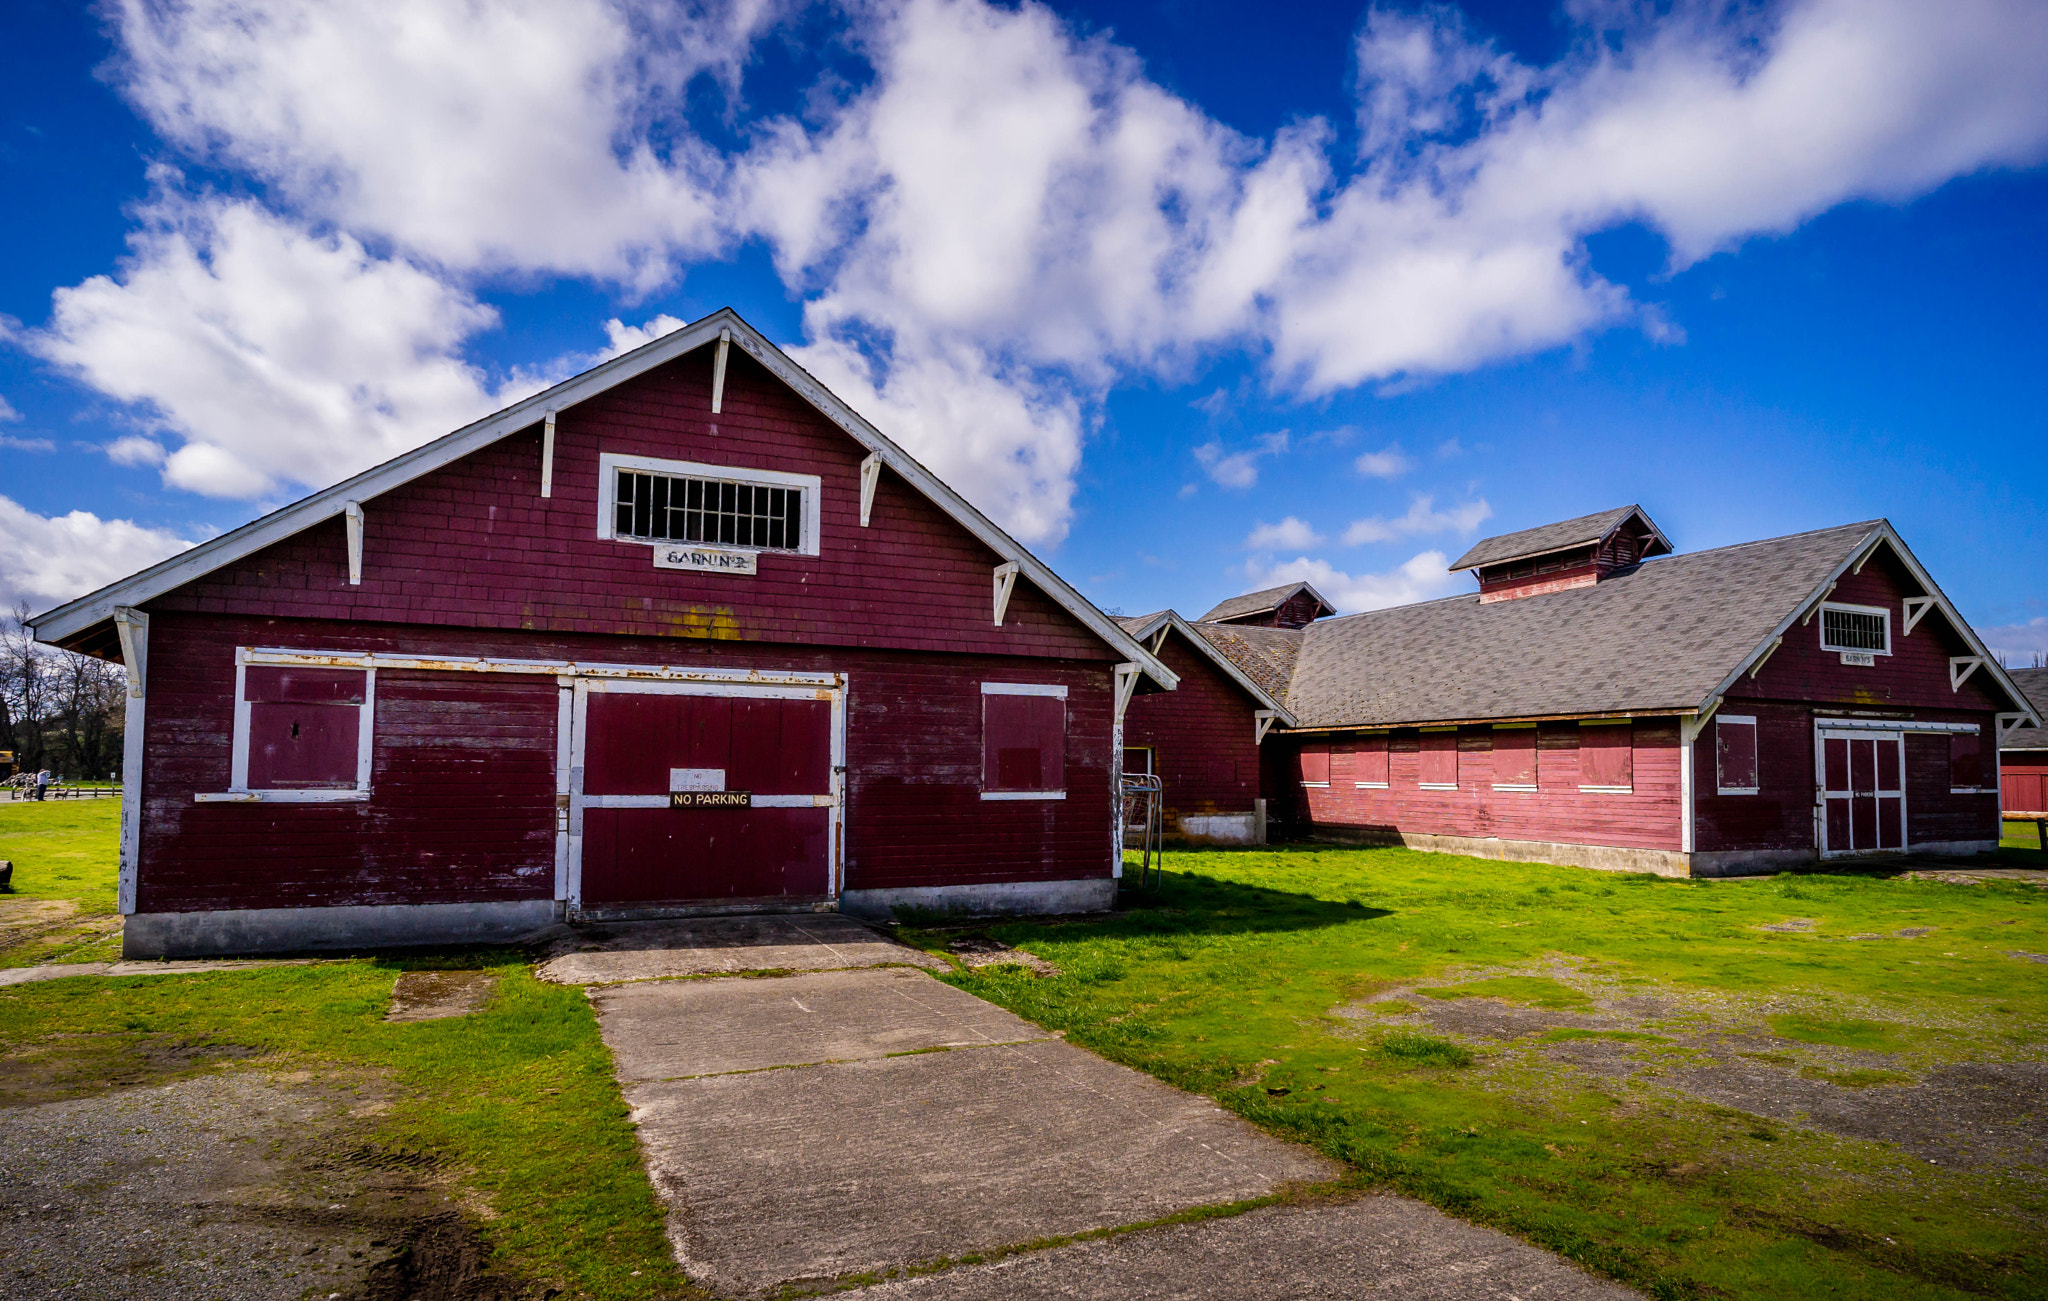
[1135,611,1296,725]
[30,308,1177,691]
[1697,523,2039,728]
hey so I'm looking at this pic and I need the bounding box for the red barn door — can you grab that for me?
[1818,728,1904,857]
[574,681,840,910]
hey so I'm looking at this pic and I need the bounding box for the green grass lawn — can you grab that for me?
[912,847,2048,1301]
[0,799,123,965]
[2001,819,2048,857]
[0,798,689,1298]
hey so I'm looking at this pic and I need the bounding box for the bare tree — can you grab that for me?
[1,603,126,781]
[56,651,126,781]
[1,603,55,774]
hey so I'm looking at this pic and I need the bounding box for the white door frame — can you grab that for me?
[564,670,847,915]
[1815,725,1906,858]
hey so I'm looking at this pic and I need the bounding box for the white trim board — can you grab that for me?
[26,308,1176,695]
[595,452,822,556]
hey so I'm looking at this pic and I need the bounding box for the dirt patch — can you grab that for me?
[0,1032,271,1107]
[0,898,76,939]
[387,970,499,1022]
[1756,917,1817,932]
[0,1068,535,1301]
[2006,951,2048,964]
[945,935,1059,977]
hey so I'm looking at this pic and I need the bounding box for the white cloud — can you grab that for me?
[1194,432,1287,489]
[1353,445,1412,478]
[1984,617,2048,666]
[106,435,167,467]
[0,395,19,422]
[1243,550,1459,613]
[600,315,689,361]
[1342,494,1493,546]
[23,0,2048,550]
[30,194,510,500]
[0,496,194,613]
[1244,516,1323,550]
[0,436,55,453]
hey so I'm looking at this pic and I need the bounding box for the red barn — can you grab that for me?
[1165,507,2038,875]
[30,310,1176,957]
[1998,667,2048,818]
[1114,604,1302,844]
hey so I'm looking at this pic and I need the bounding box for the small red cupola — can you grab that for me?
[1449,505,1672,604]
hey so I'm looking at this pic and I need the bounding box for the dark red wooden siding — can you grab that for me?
[135,613,1115,913]
[147,348,1112,664]
[1118,630,1263,826]
[1280,721,1684,851]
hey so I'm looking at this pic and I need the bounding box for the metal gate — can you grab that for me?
[569,675,843,913]
[1817,728,1905,857]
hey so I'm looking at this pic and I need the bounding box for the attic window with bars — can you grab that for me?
[596,453,820,556]
[1819,603,1891,655]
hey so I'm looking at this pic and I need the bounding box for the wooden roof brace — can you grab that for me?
[859,452,881,527]
[112,607,148,697]
[2000,712,2033,743]
[1150,625,1169,654]
[1901,595,1934,635]
[1801,581,1837,625]
[1114,662,1142,723]
[1255,710,1277,744]
[540,411,556,499]
[992,561,1020,627]
[342,501,365,586]
[1749,635,1782,680]
[1951,656,1984,692]
[711,328,731,414]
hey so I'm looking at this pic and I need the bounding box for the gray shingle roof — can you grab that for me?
[1450,504,1667,572]
[1190,622,1303,703]
[1194,521,1882,728]
[1197,582,1325,624]
[2004,667,2048,750]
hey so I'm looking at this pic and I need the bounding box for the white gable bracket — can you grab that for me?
[2000,712,2034,744]
[1800,581,1838,626]
[540,411,557,499]
[1150,625,1169,655]
[1901,595,1934,636]
[992,561,1020,627]
[342,501,365,586]
[1255,710,1277,745]
[859,452,881,527]
[1681,698,1722,743]
[711,328,731,414]
[1950,656,1984,692]
[113,607,148,697]
[1114,662,1142,723]
[1749,636,1782,680]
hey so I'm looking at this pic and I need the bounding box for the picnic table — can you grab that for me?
[2012,811,2048,851]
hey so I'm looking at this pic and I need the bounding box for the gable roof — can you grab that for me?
[1115,611,1295,724]
[29,308,1175,690]
[1197,581,1335,625]
[1450,504,1672,573]
[2003,667,2048,751]
[1191,520,2039,731]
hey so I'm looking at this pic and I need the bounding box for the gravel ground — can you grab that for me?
[0,1068,518,1301]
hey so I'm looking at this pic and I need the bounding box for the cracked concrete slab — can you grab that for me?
[846,1195,1638,1300]
[537,913,945,985]
[630,1036,1336,1296]
[594,966,1047,1081]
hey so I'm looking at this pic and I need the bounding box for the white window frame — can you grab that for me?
[1818,601,1892,656]
[596,452,822,557]
[1715,714,1760,796]
[980,681,1067,801]
[197,651,375,803]
[1490,721,1538,792]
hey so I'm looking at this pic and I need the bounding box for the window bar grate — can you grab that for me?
[616,471,803,550]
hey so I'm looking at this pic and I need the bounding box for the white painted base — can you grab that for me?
[1173,813,1259,845]
[840,877,1116,920]
[1304,827,2003,879]
[123,899,564,959]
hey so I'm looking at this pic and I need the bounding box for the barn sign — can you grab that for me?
[654,545,757,575]
[670,790,752,808]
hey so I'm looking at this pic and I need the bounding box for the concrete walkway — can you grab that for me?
[563,915,1639,1300]
[0,957,313,987]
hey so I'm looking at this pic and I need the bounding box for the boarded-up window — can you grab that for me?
[1298,742,1330,785]
[244,667,368,790]
[982,687,1065,795]
[1716,716,1759,794]
[1579,722,1633,791]
[1355,735,1390,787]
[1419,730,1457,788]
[1949,730,1984,790]
[1492,727,1537,788]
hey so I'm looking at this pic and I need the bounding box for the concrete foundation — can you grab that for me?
[1172,813,1259,846]
[1303,826,2002,879]
[122,899,563,959]
[840,876,1116,919]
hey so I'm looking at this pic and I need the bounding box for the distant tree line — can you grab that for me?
[2,603,126,783]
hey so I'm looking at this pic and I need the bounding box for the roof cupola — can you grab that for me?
[1449,505,1672,604]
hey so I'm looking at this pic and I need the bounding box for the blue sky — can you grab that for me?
[1,0,2044,658]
